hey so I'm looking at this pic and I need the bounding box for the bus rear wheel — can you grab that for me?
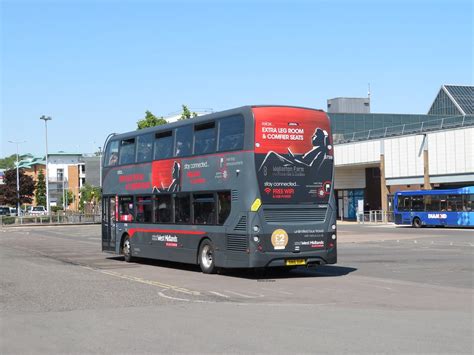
[412,217,422,228]
[199,240,216,274]
[122,236,134,262]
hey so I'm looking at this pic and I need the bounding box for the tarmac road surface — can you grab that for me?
[0,224,472,354]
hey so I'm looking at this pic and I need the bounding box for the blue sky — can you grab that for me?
[1,0,472,157]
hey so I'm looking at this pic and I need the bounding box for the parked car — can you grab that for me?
[9,207,18,216]
[0,206,11,216]
[30,206,47,215]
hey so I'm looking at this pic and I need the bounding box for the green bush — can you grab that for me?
[51,206,63,213]
[1,216,16,225]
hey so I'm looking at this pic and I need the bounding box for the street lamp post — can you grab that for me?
[8,140,26,216]
[40,115,52,213]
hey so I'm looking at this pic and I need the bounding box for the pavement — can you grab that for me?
[0,224,472,354]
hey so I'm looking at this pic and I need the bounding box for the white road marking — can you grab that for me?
[158,291,190,302]
[225,290,264,299]
[209,291,230,298]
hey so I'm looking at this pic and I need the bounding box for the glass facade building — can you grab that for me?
[328,113,446,136]
[428,85,473,116]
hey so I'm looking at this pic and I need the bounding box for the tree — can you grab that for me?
[137,110,168,130]
[79,183,101,212]
[179,105,198,120]
[0,155,18,170]
[0,169,35,206]
[35,169,46,206]
[59,190,74,208]
[0,154,31,169]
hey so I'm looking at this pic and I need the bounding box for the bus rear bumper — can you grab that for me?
[249,249,337,268]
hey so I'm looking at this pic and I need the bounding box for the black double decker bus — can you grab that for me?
[101,106,337,273]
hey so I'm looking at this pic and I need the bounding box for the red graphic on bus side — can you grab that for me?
[152,159,181,192]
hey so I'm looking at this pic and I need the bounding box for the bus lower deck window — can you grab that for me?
[193,193,215,225]
[155,195,172,223]
[218,191,231,224]
[136,196,153,223]
[174,194,190,224]
[119,197,134,222]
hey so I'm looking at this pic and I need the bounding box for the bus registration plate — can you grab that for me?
[285,259,306,266]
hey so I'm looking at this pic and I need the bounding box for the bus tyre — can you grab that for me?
[199,240,216,274]
[122,236,134,262]
[412,217,422,228]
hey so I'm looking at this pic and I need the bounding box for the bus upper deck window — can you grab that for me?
[136,134,154,163]
[218,116,244,151]
[106,141,119,167]
[119,138,136,165]
[194,122,216,155]
[155,131,173,160]
[175,126,193,157]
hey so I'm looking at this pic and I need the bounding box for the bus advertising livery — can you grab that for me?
[101,106,337,273]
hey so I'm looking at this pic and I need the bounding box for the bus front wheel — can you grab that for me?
[199,239,216,274]
[412,217,422,228]
[122,235,134,262]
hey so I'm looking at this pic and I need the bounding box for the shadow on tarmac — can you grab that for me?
[105,256,357,280]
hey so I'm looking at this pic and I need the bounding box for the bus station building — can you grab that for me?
[330,85,473,219]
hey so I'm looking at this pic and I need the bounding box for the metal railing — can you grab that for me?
[357,210,394,224]
[334,115,474,144]
[0,213,101,226]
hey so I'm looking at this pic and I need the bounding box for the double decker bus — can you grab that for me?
[101,106,337,273]
[394,187,474,228]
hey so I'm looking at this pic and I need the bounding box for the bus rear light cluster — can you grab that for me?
[257,245,263,252]
[253,236,260,243]
[331,234,336,240]
[329,242,335,248]
[331,224,336,230]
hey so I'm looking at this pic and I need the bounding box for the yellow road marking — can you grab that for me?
[81,266,200,295]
